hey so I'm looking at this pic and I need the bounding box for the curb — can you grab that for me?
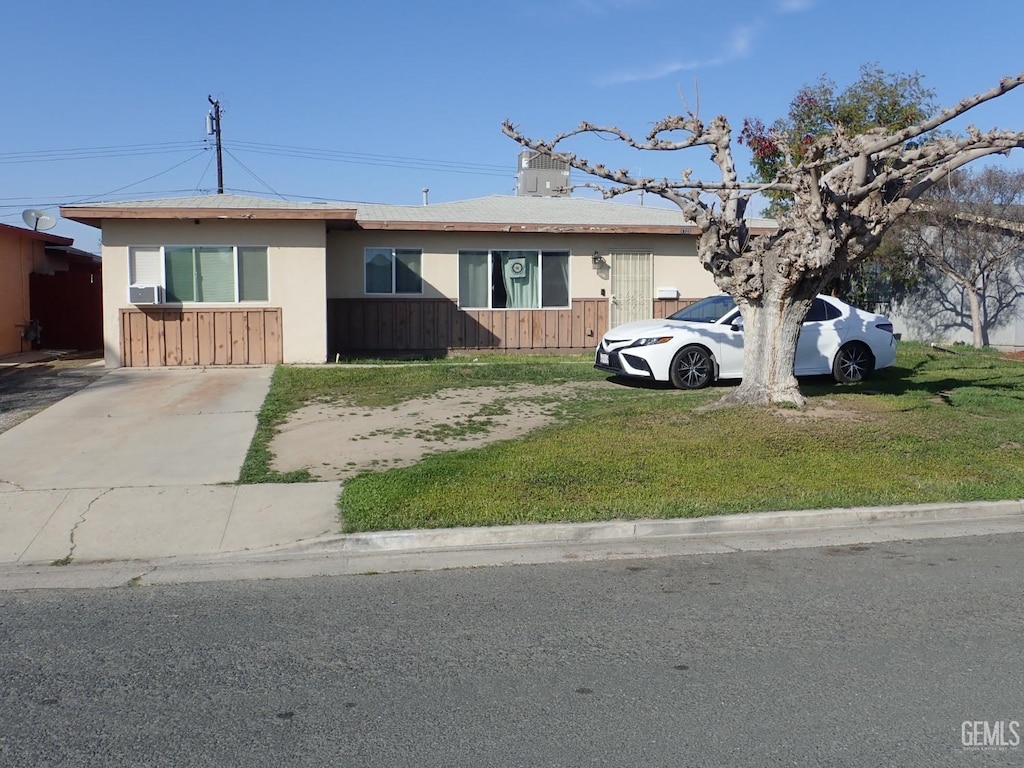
[266,499,1024,556]
[2,500,1022,590]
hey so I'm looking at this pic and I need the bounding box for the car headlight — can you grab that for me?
[632,336,673,347]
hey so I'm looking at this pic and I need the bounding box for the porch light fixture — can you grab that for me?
[592,251,607,268]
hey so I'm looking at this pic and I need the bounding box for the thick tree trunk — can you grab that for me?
[966,286,984,348]
[714,294,812,408]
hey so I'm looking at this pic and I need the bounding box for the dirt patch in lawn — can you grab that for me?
[770,398,868,423]
[269,382,606,481]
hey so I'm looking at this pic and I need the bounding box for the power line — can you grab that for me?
[223,140,513,177]
[192,152,217,196]
[222,147,285,200]
[1,137,514,178]
[64,152,210,205]
[0,141,204,164]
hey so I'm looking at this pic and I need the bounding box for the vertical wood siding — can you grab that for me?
[653,298,698,317]
[328,299,611,354]
[120,308,283,367]
[327,298,703,355]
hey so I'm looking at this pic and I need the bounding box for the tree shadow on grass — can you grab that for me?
[802,360,1024,404]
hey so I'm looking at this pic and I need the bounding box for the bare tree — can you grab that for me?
[503,73,1024,407]
[899,167,1024,348]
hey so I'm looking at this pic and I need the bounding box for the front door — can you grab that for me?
[610,252,653,327]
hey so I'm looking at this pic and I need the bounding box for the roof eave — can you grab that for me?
[59,206,359,228]
[354,220,778,236]
[0,222,74,246]
[354,220,705,235]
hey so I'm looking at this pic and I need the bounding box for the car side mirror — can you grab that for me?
[730,317,744,331]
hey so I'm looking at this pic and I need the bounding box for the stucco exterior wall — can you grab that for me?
[888,287,1024,351]
[325,230,715,304]
[0,232,45,356]
[101,219,327,366]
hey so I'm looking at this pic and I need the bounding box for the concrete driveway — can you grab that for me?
[0,367,340,565]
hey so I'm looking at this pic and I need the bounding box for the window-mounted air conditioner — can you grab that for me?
[129,284,163,304]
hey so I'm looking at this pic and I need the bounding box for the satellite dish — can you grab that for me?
[22,209,58,232]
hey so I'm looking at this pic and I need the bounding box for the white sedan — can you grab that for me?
[595,294,897,389]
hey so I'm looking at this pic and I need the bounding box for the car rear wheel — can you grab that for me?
[833,341,874,383]
[670,345,714,389]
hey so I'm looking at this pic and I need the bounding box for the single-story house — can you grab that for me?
[0,222,102,356]
[60,194,775,367]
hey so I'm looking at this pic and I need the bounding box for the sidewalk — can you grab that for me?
[1,499,1022,590]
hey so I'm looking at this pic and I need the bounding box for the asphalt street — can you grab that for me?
[2,533,1022,767]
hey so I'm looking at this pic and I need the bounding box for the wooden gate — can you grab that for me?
[29,263,103,350]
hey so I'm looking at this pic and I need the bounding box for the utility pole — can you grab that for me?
[207,96,224,194]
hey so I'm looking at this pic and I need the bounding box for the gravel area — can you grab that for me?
[0,354,107,436]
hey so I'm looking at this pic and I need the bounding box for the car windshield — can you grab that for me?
[667,294,737,323]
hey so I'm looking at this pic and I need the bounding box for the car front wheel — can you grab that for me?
[670,345,714,389]
[832,342,874,383]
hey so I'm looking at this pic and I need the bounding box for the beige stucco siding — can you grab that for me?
[326,230,716,304]
[102,219,327,366]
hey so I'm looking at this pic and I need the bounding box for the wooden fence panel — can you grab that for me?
[181,312,197,365]
[264,311,283,364]
[247,311,265,365]
[119,308,283,367]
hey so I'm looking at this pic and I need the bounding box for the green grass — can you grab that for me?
[240,345,1024,532]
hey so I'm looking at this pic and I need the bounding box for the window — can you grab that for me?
[365,248,422,294]
[668,294,737,323]
[458,249,569,309]
[804,298,841,322]
[129,246,268,303]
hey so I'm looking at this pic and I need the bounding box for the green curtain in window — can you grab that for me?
[165,247,196,302]
[196,247,235,302]
[499,251,539,309]
[238,247,269,301]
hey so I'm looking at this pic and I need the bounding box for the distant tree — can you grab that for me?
[740,65,937,218]
[741,65,933,306]
[503,72,1024,407]
[898,167,1024,348]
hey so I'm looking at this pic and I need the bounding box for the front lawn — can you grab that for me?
[243,345,1024,532]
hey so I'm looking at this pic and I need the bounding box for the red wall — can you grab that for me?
[29,262,103,350]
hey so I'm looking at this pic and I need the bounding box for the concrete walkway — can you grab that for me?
[0,367,341,567]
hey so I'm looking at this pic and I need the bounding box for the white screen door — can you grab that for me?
[610,252,653,327]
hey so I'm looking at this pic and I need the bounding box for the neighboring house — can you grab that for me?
[886,208,1024,351]
[60,194,775,367]
[0,223,102,357]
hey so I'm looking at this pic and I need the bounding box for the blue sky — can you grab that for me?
[3,0,1023,248]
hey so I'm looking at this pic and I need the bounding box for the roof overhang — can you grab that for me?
[60,205,359,229]
[0,222,73,246]
[354,220,705,235]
